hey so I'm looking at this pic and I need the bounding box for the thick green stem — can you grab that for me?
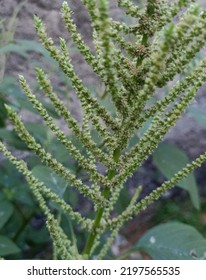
[83,148,120,257]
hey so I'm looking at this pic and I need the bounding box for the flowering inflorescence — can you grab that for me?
[1,0,206,259]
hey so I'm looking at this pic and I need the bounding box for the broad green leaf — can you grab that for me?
[0,76,22,98]
[0,44,29,58]
[25,227,50,244]
[16,96,60,119]
[138,117,153,138]
[0,236,20,256]
[0,201,13,230]
[17,40,51,59]
[188,107,206,128]
[49,140,76,171]
[25,123,48,145]
[0,128,28,150]
[52,142,70,164]
[2,211,24,241]
[98,97,116,116]
[91,129,103,146]
[63,187,78,208]
[14,184,35,206]
[0,40,50,60]
[115,187,131,214]
[32,165,68,197]
[0,76,59,119]
[153,143,200,209]
[136,222,206,260]
[127,133,139,151]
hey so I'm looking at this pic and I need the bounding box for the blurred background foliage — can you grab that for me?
[0,0,206,259]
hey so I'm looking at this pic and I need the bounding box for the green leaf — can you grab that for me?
[136,222,206,260]
[14,184,35,206]
[90,129,103,146]
[0,76,22,99]
[17,39,51,58]
[153,143,200,209]
[25,227,50,244]
[127,133,139,151]
[32,165,68,197]
[0,44,29,58]
[25,123,48,145]
[98,97,116,116]
[0,201,14,230]
[188,107,206,128]
[0,128,28,150]
[115,188,131,214]
[50,140,72,165]
[0,40,51,60]
[16,96,60,119]
[0,236,20,256]
[63,187,78,208]
[138,117,153,138]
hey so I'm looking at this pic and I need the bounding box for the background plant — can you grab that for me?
[1,0,206,260]
[0,1,77,259]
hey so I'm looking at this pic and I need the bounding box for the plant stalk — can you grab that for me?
[83,148,120,257]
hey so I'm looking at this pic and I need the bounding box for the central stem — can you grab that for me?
[83,148,120,257]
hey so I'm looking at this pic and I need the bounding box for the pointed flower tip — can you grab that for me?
[61,1,70,14]
[34,67,42,74]
[62,1,68,8]
[35,68,47,80]
[18,75,27,87]
[33,15,42,28]
[0,140,4,149]
[18,74,25,81]
[59,37,66,45]
[33,14,40,21]
[4,104,12,113]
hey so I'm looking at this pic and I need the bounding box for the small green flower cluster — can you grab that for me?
[1,0,206,259]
